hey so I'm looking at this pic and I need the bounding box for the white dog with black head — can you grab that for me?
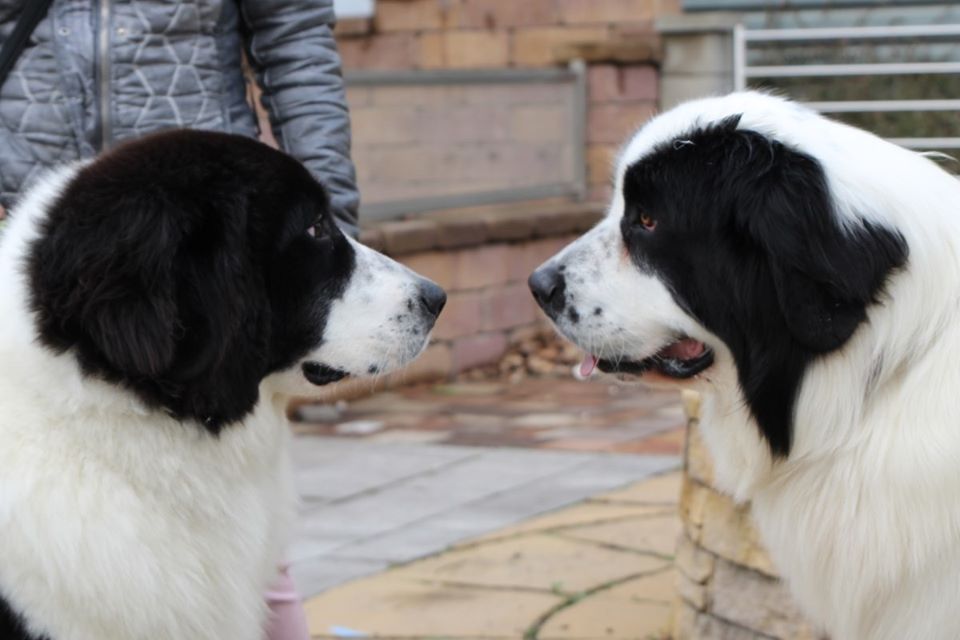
[530,91,960,640]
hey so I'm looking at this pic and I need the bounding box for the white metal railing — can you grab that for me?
[733,24,960,151]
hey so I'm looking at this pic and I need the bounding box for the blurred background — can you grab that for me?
[282,1,959,638]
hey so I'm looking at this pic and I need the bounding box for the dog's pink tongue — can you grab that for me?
[579,354,599,378]
[660,339,705,360]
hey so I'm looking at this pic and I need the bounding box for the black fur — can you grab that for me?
[27,130,355,433]
[621,115,907,456]
[0,593,46,640]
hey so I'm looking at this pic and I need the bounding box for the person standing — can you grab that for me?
[0,0,360,237]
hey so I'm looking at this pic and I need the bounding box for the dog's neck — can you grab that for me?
[699,153,960,502]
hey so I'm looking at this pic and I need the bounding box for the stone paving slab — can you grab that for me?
[304,471,683,640]
[291,379,684,599]
[291,443,679,596]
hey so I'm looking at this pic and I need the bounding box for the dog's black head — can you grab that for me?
[27,130,444,433]
[531,102,907,457]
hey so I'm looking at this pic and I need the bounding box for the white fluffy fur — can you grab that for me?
[0,167,434,640]
[544,92,960,639]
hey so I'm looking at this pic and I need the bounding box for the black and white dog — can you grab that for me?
[0,131,445,640]
[531,92,960,639]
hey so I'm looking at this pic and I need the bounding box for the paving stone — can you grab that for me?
[598,470,683,505]
[305,577,560,638]
[469,502,673,544]
[295,442,476,502]
[561,512,681,557]
[402,534,668,593]
[539,573,674,639]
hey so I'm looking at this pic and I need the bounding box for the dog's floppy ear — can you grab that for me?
[732,134,908,353]
[29,151,273,430]
[30,200,182,377]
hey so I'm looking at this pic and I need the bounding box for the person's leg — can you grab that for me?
[264,566,311,640]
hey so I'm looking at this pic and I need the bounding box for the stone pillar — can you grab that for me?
[657,14,740,111]
[673,392,821,640]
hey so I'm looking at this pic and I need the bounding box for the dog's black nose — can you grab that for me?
[528,265,566,317]
[418,280,447,318]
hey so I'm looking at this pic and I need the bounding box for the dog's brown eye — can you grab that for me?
[639,213,657,231]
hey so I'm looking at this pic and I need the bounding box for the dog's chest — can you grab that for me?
[0,397,294,640]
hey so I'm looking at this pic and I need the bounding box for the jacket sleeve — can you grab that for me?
[240,0,360,236]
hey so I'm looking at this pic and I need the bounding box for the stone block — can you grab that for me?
[558,0,657,25]
[375,0,447,32]
[434,291,485,340]
[483,283,539,332]
[420,30,510,69]
[699,487,777,578]
[588,143,618,186]
[434,216,489,249]
[588,101,657,144]
[589,64,659,103]
[675,532,716,584]
[677,571,710,611]
[453,244,511,290]
[339,33,419,71]
[511,26,610,66]
[380,219,439,255]
[400,250,457,290]
[449,0,557,29]
[711,558,818,639]
[687,423,716,486]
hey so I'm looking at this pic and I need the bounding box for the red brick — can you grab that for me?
[507,236,576,282]
[589,64,659,103]
[375,0,447,32]
[339,33,419,71]
[434,291,485,340]
[623,65,659,101]
[401,250,457,290]
[452,332,509,372]
[558,0,656,25]
[588,101,656,143]
[420,31,510,69]
[511,26,610,66]
[449,0,558,29]
[336,18,373,36]
[483,283,539,331]
[453,244,511,290]
[588,143,619,186]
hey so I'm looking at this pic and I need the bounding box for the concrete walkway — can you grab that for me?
[303,471,683,640]
[290,379,685,603]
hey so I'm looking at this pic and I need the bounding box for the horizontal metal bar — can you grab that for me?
[808,99,960,113]
[361,184,581,221]
[889,137,960,150]
[745,24,960,42]
[747,61,960,78]
[346,68,579,87]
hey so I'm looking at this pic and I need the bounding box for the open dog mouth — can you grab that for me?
[302,362,349,386]
[578,338,714,380]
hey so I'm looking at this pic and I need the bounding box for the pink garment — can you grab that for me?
[264,566,310,640]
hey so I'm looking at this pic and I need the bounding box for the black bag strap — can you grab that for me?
[0,0,56,89]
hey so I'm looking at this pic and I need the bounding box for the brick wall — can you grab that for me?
[336,0,677,205]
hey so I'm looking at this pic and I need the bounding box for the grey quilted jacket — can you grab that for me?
[0,0,359,232]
